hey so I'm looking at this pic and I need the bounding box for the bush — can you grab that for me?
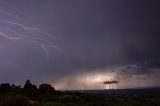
[0,95,30,106]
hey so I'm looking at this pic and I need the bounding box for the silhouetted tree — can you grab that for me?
[0,83,12,94]
[23,80,38,99]
[39,83,55,94]
[24,80,32,89]
[11,84,23,94]
[38,83,55,100]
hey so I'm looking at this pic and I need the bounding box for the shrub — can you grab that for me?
[0,95,30,106]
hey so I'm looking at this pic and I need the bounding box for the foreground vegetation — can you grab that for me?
[0,80,159,106]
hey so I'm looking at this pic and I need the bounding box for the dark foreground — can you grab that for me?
[0,81,160,106]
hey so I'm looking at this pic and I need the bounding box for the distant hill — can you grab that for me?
[70,87,160,95]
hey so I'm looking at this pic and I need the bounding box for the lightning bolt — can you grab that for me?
[0,32,21,40]
[41,44,49,59]
[6,21,39,30]
[0,5,60,59]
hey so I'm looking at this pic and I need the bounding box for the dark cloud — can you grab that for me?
[0,0,159,89]
[118,59,160,77]
[103,80,119,84]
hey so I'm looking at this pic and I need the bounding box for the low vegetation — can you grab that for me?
[0,80,159,106]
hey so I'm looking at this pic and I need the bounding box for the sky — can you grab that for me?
[0,0,160,90]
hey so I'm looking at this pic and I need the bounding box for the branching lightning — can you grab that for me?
[6,21,40,30]
[0,4,60,59]
[41,44,49,59]
[103,71,118,89]
[0,32,22,40]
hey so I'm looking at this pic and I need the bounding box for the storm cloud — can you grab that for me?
[0,0,159,89]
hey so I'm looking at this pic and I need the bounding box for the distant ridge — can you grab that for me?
[70,87,160,95]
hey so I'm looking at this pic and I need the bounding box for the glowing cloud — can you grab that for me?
[54,71,118,90]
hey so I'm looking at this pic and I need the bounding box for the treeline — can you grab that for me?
[0,80,159,106]
[0,80,56,101]
[0,80,84,106]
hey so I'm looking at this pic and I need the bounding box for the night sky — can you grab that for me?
[0,0,160,90]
